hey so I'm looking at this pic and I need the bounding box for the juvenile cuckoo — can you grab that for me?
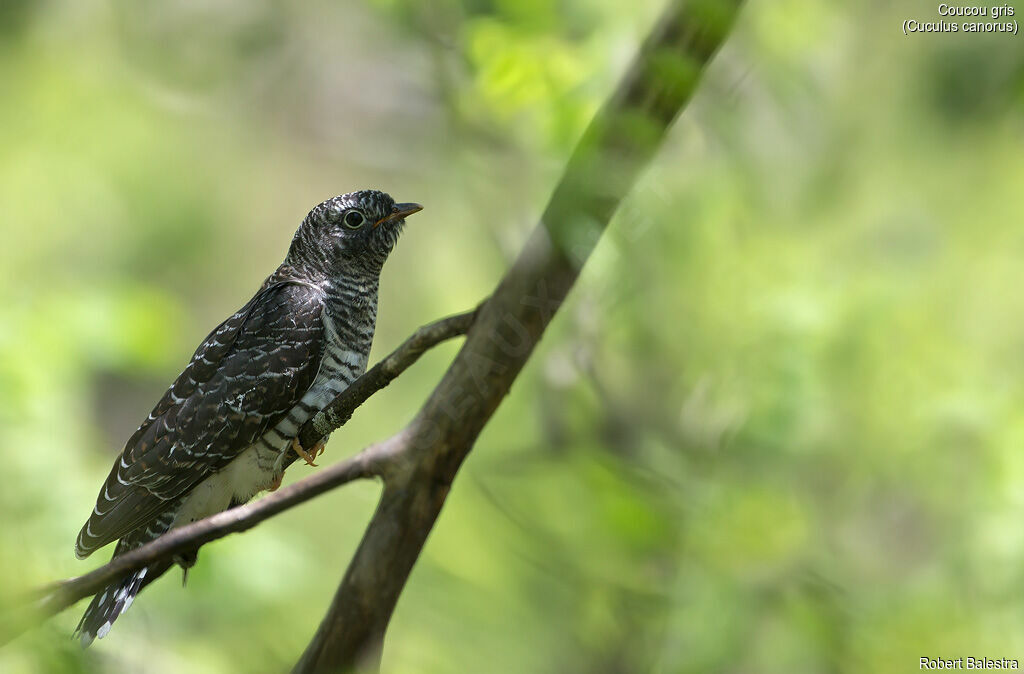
[73,189,421,645]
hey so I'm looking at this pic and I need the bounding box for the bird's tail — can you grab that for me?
[74,507,183,647]
[74,567,151,646]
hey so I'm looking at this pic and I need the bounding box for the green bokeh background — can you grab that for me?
[2,1,1023,672]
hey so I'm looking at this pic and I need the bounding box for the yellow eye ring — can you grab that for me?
[344,210,366,229]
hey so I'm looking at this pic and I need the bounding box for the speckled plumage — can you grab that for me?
[74,190,420,645]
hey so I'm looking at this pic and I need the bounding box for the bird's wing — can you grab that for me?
[75,280,325,559]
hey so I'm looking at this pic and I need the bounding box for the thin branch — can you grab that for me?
[25,444,385,628]
[291,304,482,464]
[1,308,477,647]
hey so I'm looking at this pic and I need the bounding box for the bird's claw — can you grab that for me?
[290,438,324,467]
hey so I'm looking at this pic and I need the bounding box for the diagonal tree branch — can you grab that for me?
[292,1,744,672]
[28,445,383,623]
[1,308,477,647]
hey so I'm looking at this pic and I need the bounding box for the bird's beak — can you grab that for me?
[374,202,423,228]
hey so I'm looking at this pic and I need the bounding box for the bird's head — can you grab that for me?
[286,189,422,278]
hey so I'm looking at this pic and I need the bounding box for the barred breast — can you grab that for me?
[171,291,375,528]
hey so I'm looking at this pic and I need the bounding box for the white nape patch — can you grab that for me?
[172,445,277,528]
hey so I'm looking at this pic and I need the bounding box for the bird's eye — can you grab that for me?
[343,210,366,229]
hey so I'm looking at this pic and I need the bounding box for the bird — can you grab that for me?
[72,189,422,646]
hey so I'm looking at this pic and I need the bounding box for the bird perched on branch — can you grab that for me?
[73,190,422,646]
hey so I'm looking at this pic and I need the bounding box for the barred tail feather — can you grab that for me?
[74,567,149,647]
[74,504,183,645]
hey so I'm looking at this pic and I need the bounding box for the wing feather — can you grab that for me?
[75,279,325,558]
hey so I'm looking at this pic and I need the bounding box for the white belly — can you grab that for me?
[171,444,275,527]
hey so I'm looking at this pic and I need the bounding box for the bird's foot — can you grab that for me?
[290,438,325,467]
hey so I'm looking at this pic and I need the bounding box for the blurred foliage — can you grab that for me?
[1,0,1024,673]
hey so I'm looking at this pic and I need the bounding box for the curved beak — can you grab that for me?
[374,202,423,228]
